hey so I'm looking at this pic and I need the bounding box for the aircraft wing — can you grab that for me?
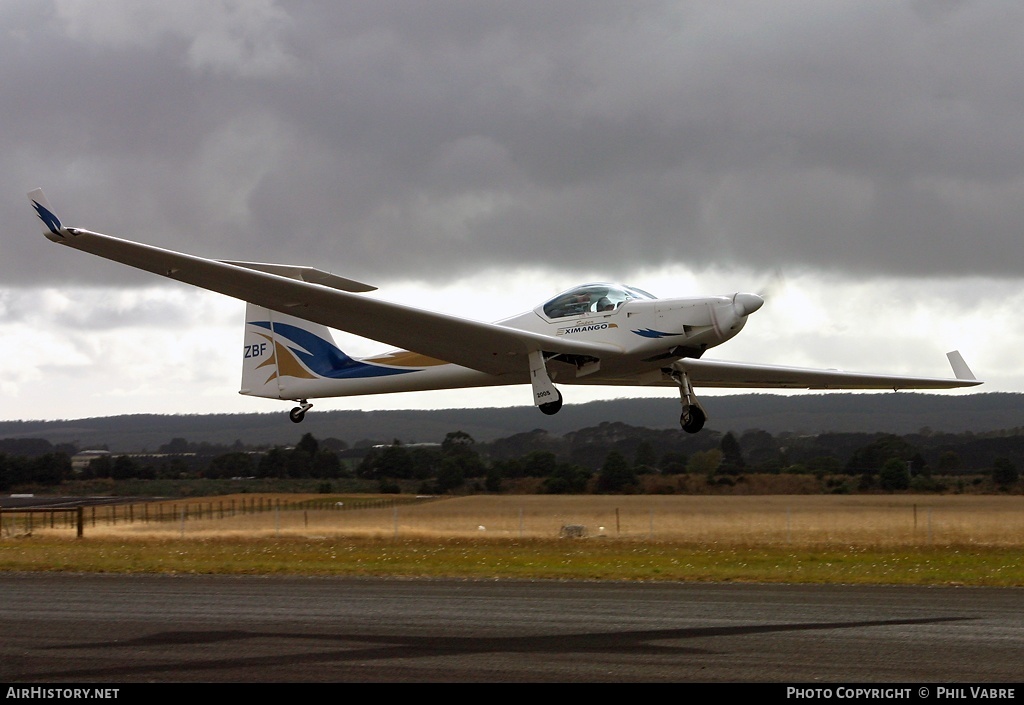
[672,354,981,390]
[28,190,620,376]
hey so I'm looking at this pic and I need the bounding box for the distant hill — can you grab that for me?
[2,392,1021,452]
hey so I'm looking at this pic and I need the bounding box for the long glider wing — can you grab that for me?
[28,189,620,377]
[672,352,980,390]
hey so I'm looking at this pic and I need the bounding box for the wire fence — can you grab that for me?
[0,496,416,538]
[4,495,1022,547]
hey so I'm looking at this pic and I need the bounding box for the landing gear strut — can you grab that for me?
[668,367,707,434]
[529,349,563,416]
[289,400,313,423]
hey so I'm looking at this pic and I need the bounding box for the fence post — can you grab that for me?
[77,506,84,539]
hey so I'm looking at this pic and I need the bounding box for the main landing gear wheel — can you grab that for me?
[680,404,706,434]
[289,401,313,424]
[539,390,563,415]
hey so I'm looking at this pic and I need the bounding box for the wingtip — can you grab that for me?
[27,188,66,241]
[946,350,978,382]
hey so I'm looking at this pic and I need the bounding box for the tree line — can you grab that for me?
[1,421,1021,494]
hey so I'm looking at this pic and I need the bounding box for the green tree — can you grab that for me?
[718,432,746,475]
[595,450,636,493]
[543,462,591,494]
[879,458,910,491]
[992,457,1019,488]
[88,454,113,479]
[295,433,319,456]
[937,450,962,473]
[846,435,918,475]
[434,457,466,493]
[377,441,412,479]
[257,447,289,477]
[110,455,139,480]
[484,466,504,493]
[659,451,688,475]
[312,450,345,479]
[207,452,254,479]
[440,431,486,479]
[686,448,723,477]
[521,451,559,478]
[633,441,658,473]
[408,447,441,480]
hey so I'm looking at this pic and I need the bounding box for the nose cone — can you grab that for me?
[733,292,764,317]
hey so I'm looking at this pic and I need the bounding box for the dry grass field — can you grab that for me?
[15,493,1021,547]
[3,494,1023,585]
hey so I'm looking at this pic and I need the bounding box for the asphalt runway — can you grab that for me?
[0,573,1021,684]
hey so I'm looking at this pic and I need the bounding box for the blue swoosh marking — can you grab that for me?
[31,200,62,235]
[249,321,414,379]
[631,328,679,339]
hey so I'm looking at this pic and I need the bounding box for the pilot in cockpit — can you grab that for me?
[570,292,591,312]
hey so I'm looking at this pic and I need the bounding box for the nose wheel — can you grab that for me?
[289,400,313,423]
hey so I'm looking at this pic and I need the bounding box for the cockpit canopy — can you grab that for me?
[541,283,656,319]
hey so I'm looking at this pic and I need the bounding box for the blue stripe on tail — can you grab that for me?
[249,321,413,379]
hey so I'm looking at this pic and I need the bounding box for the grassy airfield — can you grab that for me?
[2,494,1022,586]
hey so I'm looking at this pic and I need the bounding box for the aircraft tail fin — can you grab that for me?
[27,188,68,242]
[240,303,369,400]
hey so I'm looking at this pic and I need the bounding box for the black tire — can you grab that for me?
[539,390,563,415]
[289,407,306,423]
[680,405,706,433]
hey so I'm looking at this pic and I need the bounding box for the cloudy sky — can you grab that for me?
[3,1,1022,423]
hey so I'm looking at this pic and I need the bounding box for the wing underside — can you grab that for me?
[581,355,980,390]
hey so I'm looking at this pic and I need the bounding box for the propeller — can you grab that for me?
[756,268,786,301]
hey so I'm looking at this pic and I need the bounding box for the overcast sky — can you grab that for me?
[3,1,1022,423]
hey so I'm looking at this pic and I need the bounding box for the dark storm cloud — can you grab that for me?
[4,1,1024,289]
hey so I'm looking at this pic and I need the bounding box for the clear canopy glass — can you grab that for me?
[541,283,656,319]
